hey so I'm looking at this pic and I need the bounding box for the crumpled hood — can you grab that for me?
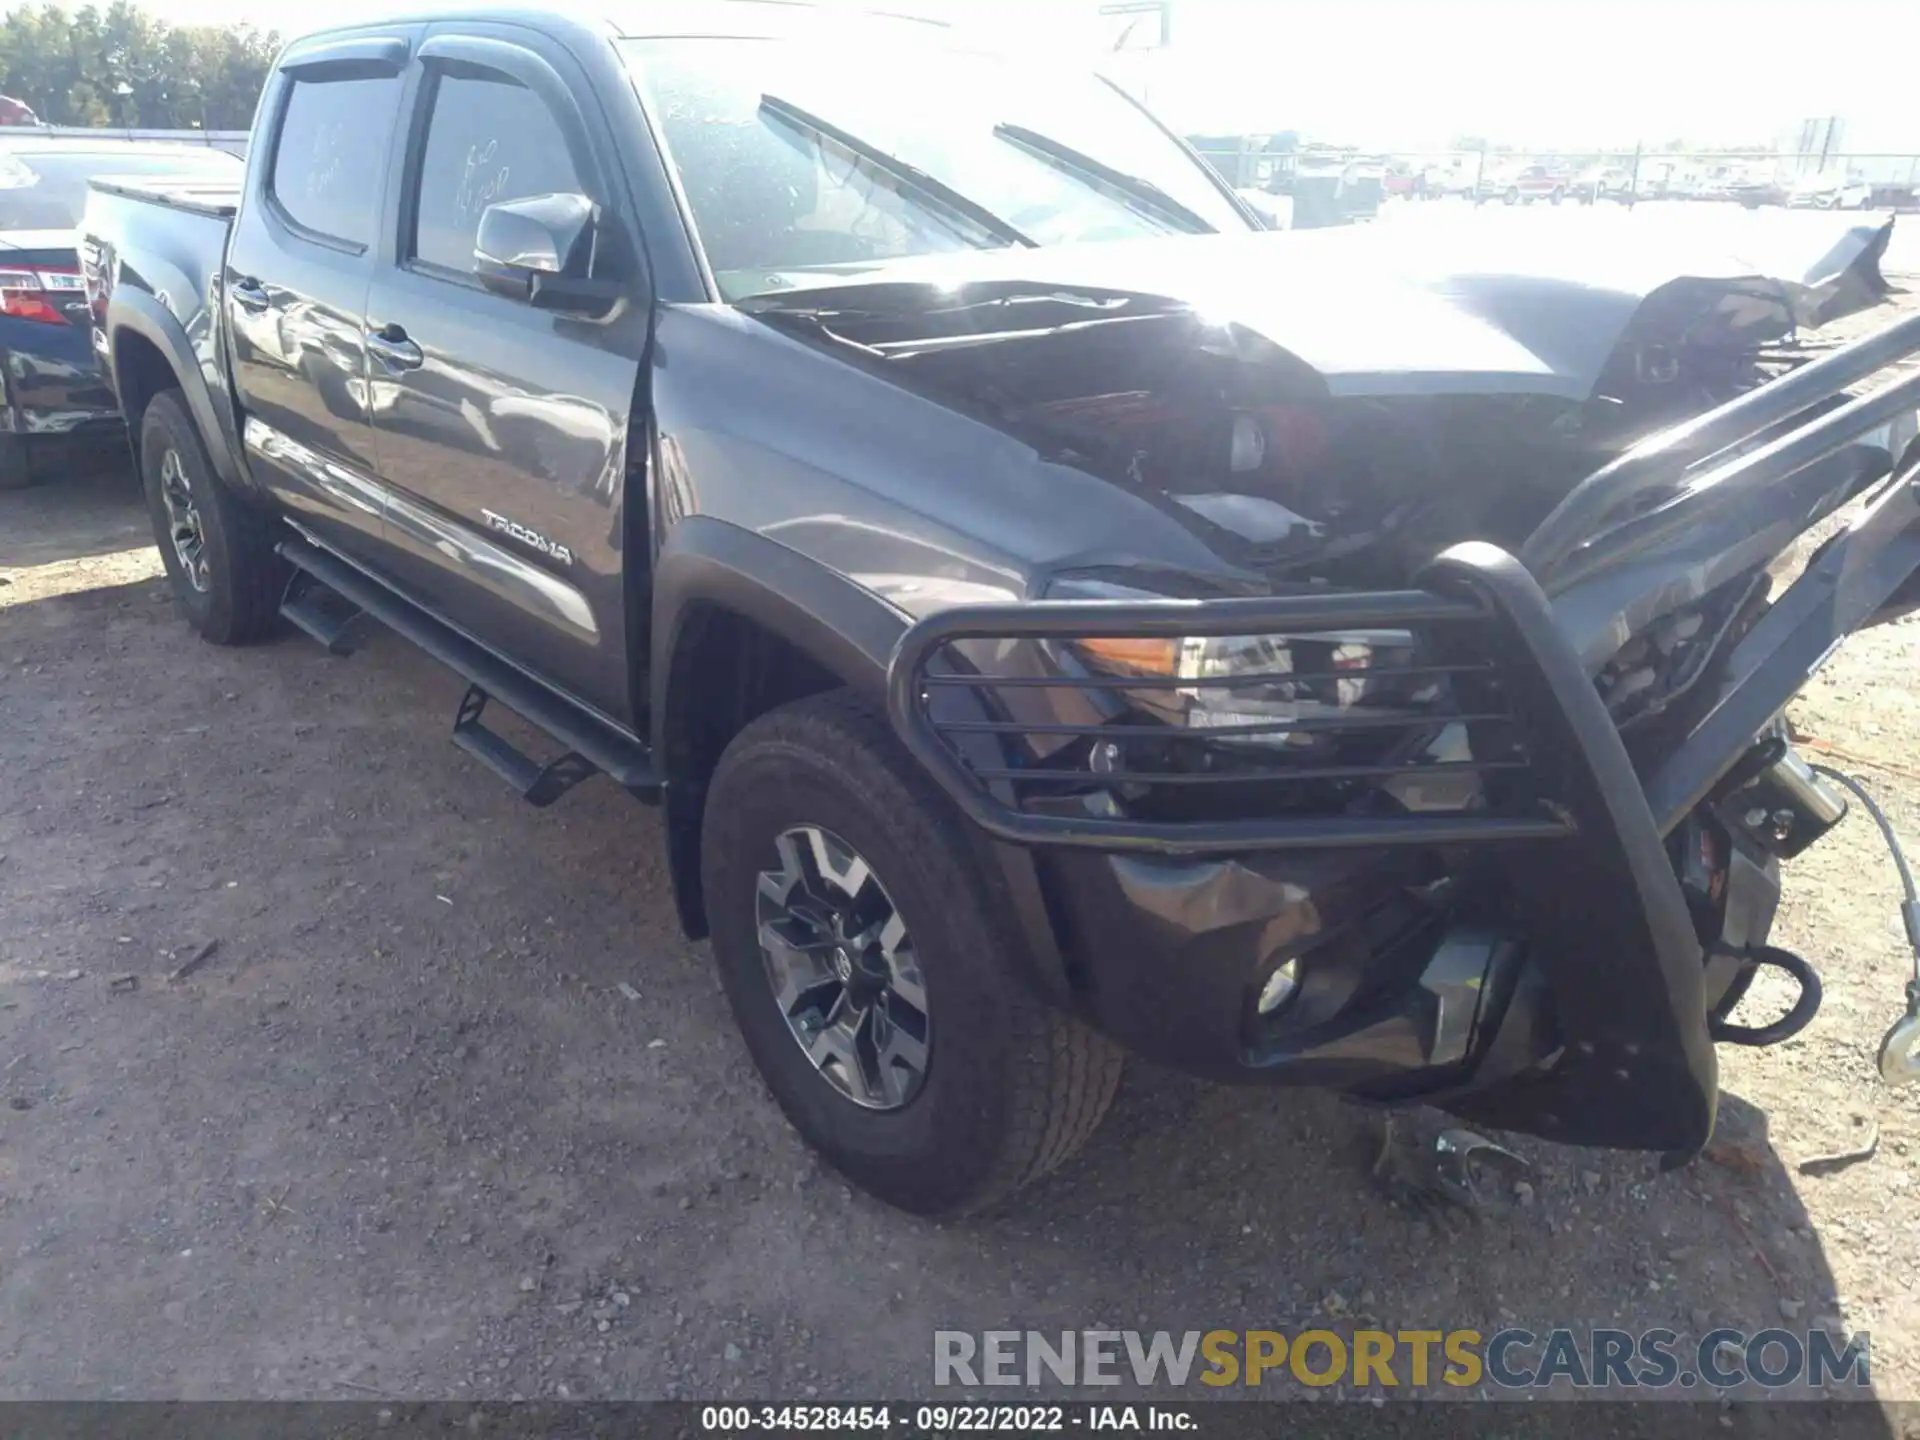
[741,210,1896,401]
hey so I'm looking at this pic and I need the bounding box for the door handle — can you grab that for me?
[366,324,423,371]
[230,276,269,312]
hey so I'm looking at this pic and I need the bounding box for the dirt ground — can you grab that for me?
[3,298,1919,1408]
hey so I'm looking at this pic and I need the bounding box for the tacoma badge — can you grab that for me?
[480,509,574,566]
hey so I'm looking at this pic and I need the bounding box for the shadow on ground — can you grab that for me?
[1,451,146,570]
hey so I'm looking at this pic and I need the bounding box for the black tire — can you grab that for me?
[0,435,32,491]
[139,389,283,645]
[701,690,1124,1216]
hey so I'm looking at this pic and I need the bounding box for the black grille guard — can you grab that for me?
[885,548,1731,1150]
[883,312,1920,1154]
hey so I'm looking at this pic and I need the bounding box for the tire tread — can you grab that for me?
[140,390,282,645]
[704,689,1123,1215]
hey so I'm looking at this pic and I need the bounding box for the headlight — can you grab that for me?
[1070,628,1430,748]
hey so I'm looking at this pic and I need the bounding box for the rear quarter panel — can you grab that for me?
[83,187,244,481]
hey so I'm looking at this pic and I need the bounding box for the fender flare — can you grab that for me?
[106,289,246,488]
[649,516,903,735]
[647,518,1073,1002]
[648,517,905,939]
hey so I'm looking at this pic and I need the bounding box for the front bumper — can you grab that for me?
[885,316,1920,1157]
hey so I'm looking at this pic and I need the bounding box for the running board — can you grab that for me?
[280,568,364,655]
[277,535,661,804]
[452,685,599,807]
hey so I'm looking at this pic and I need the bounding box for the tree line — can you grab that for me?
[0,2,279,130]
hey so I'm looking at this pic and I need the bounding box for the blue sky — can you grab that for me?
[81,0,1920,150]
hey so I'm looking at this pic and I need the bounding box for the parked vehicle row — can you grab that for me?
[1471,162,1883,209]
[1194,141,1912,217]
[1380,155,1900,210]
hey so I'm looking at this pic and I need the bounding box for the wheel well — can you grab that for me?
[662,603,842,938]
[113,330,180,448]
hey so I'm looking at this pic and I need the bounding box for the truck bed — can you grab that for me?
[89,175,241,221]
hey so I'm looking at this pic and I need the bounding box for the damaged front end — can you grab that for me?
[748,217,1901,598]
[825,222,1920,1157]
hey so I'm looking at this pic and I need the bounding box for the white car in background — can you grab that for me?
[1788,172,1873,209]
[1571,165,1634,202]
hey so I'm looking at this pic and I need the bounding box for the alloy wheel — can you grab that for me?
[158,448,209,593]
[755,824,930,1111]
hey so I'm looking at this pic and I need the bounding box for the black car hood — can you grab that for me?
[740,211,1896,401]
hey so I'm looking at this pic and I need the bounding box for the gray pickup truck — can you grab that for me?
[82,0,1920,1216]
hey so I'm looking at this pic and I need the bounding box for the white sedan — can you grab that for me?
[1788,173,1874,209]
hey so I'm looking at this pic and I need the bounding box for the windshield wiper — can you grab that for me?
[992,123,1215,236]
[759,94,1034,251]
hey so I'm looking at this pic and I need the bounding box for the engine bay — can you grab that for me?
[773,287,1812,596]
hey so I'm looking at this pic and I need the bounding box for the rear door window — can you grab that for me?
[409,73,582,278]
[270,74,404,248]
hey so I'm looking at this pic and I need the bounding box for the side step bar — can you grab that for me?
[452,685,599,807]
[277,535,661,805]
[280,569,364,655]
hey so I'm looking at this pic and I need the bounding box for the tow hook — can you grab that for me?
[1880,983,1920,1086]
[1802,766,1920,1087]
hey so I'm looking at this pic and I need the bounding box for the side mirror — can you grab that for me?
[474,192,622,319]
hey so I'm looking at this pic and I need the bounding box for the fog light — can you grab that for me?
[1257,958,1302,1016]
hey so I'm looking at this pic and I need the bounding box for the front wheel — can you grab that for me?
[139,389,284,645]
[701,691,1124,1216]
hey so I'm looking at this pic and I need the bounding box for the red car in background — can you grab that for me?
[1486,162,1570,204]
[0,95,41,126]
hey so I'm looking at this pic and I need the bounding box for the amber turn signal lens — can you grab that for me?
[1075,636,1180,676]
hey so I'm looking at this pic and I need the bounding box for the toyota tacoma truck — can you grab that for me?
[83,1,1920,1217]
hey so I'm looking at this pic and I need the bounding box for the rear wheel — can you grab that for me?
[139,389,284,644]
[701,690,1123,1216]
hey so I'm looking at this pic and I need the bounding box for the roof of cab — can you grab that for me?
[285,0,947,46]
